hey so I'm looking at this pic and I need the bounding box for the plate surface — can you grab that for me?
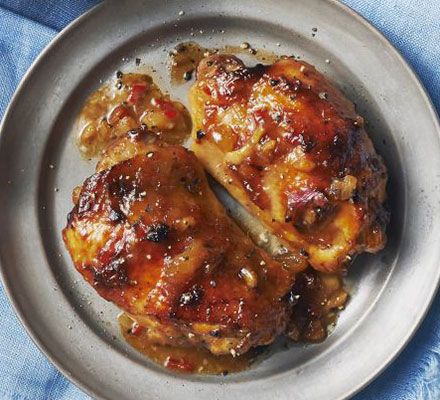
[1,1,440,399]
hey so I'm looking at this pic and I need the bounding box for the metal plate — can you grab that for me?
[1,0,439,399]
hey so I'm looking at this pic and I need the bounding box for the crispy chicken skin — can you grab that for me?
[63,128,305,355]
[190,55,388,272]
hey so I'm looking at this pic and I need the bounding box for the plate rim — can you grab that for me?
[0,1,439,399]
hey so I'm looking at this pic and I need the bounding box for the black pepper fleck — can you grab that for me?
[210,329,221,337]
[179,285,204,306]
[304,139,316,152]
[183,70,193,81]
[299,248,309,257]
[285,291,300,306]
[145,223,170,242]
[196,129,206,139]
[108,209,125,222]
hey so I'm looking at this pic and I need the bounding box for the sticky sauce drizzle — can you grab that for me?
[286,268,348,342]
[119,313,261,375]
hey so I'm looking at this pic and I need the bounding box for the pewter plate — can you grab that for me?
[1,1,440,399]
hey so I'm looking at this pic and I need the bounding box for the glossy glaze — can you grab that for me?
[63,135,307,357]
[190,54,388,272]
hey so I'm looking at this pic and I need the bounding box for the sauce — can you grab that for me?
[168,42,213,85]
[77,72,191,158]
[169,41,280,85]
[286,268,348,342]
[119,313,262,375]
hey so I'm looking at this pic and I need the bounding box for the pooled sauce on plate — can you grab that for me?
[77,72,191,158]
[169,41,280,85]
[286,268,348,342]
[119,313,262,374]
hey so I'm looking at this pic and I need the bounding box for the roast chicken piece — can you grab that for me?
[63,128,306,356]
[190,55,388,272]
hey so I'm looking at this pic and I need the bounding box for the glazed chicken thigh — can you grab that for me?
[190,55,388,272]
[63,128,305,356]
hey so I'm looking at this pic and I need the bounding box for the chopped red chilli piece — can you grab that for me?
[130,322,145,336]
[155,99,178,119]
[164,357,195,373]
[128,83,148,104]
[107,105,129,125]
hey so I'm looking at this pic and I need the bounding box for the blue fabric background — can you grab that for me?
[0,1,439,399]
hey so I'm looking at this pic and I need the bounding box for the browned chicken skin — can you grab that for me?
[190,55,388,272]
[63,128,306,356]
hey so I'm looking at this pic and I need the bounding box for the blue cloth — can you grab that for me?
[0,1,439,398]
